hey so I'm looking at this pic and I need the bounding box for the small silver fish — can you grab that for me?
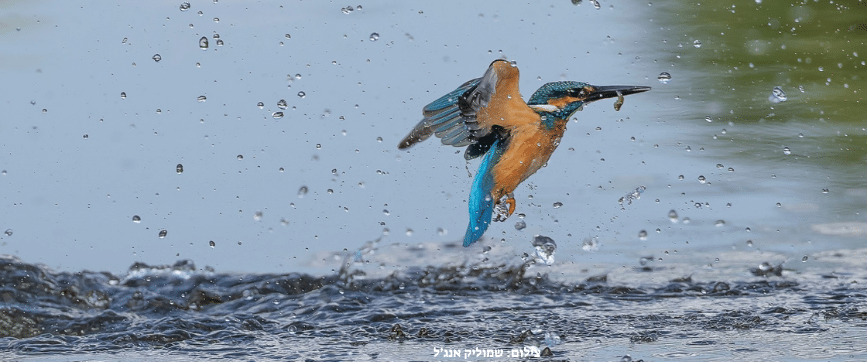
[613,90,624,111]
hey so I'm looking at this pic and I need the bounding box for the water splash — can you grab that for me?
[531,235,557,266]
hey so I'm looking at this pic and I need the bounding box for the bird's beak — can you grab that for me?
[585,85,651,103]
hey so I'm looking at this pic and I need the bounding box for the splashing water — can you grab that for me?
[531,235,557,266]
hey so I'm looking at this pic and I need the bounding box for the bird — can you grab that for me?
[398,59,650,247]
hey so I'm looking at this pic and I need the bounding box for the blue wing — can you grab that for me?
[463,138,503,246]
[397,60,505,156]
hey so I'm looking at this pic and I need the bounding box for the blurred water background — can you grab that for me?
[1,0,865,360]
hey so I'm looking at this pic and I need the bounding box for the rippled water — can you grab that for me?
[3,244,866,361]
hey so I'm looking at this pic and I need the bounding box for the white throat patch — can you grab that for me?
[528,104,560,112]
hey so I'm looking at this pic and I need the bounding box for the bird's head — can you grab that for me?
[528,81,651,124]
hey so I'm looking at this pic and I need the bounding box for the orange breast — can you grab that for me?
[490,120,567,201]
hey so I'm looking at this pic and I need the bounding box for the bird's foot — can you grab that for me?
[492,195,516,222]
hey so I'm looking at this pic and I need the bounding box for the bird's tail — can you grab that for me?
[463,139,502,246]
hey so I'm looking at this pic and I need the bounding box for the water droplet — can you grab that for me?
[197,95,206,102]
[515,220,526,231]
[798,85,805,93]
[405,228,413,236]
[209,240,216,248]
[747,239,753,247]
[82,134,89,139]
[657,72,672,84]
[715,220,725,227]
[236,154,243,160]
[120,92,127,100]
[618,185,646,206]
[216,39,223,46]
[668,209,678,223]
[297,91,306,98]
[582,236,599,251]
[382,209,390,216]
[254,211,263,221]
[553,201,563,209]
[769,86,787,103]
[179,2,190,11]
[801,255,808,262]
[257,102,264,109]
[437,228,447,236]
[272,112,284,119]
[199,36,209,50]
[369,32,380,41]
[638,230,648,240]
[213,17,219,23]
[776,202,782,208]
[783,146,791,155]
[693,39,702,48]
[176,164,184,174]
[822,188,829,194]
[277,99,288,109]
[132,215,141,223]
[298,186,308,198]
[152,54,162,62]
[698,175,706,184]
[4,229,12,236]
[158,229,168,238]
[315,144,322,149]
[532,235,557,266]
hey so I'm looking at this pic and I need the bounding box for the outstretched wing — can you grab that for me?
[397,60,519,160]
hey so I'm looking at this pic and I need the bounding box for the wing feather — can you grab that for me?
[398,60,535,162]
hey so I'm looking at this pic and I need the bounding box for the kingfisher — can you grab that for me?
[398,59,650,247]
